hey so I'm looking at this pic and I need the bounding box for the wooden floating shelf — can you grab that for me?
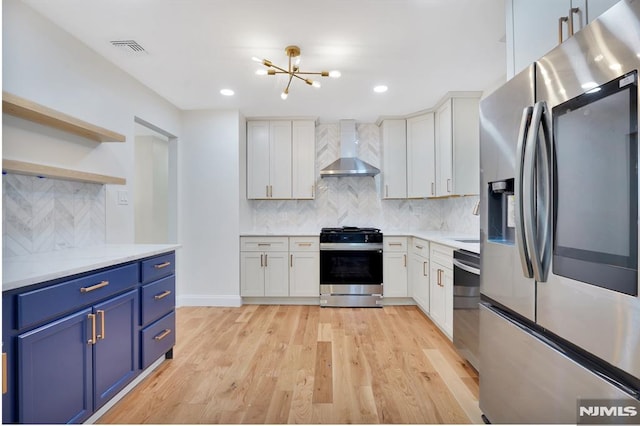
[2,159,126,185]
[2,91,126,143]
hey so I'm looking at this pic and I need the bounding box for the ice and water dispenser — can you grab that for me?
[487,178,516,244]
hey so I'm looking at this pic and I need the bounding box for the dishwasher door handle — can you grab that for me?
[452,259,480,276]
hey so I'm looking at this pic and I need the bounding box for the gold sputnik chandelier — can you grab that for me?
[252,45,340,99]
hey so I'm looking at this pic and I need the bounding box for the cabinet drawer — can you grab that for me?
[141,311,175,369]
[141,252,175,284]
[240,237,289,252]
[17,263,138,330]
[430,243,453,269]
[289,236,319,252]
[384,236,407,252]
[140,276,175,326]
[410,238,429,258]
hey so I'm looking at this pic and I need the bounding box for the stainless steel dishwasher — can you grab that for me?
[453,249,480,371]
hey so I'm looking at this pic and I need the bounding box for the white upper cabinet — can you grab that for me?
[507,0,621,78]
[292,120,316,199]
[406,113,436,198]
[434,95,480,197]
[247,119,316,200]
[380,119,407,199]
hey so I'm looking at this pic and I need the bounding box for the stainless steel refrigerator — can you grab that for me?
[479,0,640,423]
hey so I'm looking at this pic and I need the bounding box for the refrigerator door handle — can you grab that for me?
[523,101,551,283]
[515,106,534,278]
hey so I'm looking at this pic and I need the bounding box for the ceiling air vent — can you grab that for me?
[110,40,147,54]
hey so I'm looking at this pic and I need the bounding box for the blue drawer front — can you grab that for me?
[140,311,175,369]
[140,276,175,326]
[17,263,139,330]
[141,252,175,284]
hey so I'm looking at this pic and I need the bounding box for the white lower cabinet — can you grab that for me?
[240,237,289,297]
[289,237,319,297]
[429,243,454,338]
[408,238,430,312]
[383,237,408,297]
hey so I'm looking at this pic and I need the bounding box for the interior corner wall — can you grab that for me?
[178,110,242,307]
[2,0,182,244]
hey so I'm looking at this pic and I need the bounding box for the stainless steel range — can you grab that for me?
[319,227,383,307]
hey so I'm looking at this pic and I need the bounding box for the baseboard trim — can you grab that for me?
[177,295,242,307]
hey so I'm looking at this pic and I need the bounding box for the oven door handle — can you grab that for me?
[452,259,480,276]
[320,243,383,251]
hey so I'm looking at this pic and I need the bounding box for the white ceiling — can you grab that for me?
[21,0,506,123]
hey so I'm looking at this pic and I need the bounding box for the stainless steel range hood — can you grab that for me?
[320,120,380,178]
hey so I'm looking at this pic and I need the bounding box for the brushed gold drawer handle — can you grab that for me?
[298,243,312,247]
[257,243,272,247]
[389,243,403,246]
[155,290,172,300]
[154,261,171,269]
[80,280,109,293]
[154,329,172,341]
[2,353,7,394]
[415,245,424,250]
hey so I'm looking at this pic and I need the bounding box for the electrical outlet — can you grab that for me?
[117,190,129,205]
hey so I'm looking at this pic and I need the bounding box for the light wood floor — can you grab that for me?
[98,305,481,424]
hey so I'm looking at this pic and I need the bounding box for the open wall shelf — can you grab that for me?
[2,159,126,185]
[2,91,126,143]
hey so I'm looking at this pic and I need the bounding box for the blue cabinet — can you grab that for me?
[18,308,93,424]
[2,250,176,424]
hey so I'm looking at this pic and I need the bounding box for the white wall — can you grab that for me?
[2,0,182,243]
[178,110,242,306]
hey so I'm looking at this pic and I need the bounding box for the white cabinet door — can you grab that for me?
[409,255,429,312]
[383,252,408,297]
[292,120,316,199]
[452,97,480,196]
[269,121,292,199]
[264,252,289,297]
[586,0,619,22]
[240,252,265,296]
[381,119,407,199]
[407,113,435,198]
[289,251,319,297]
[435,100,453,197]
[247,121,271,199]
[510,0,572,77]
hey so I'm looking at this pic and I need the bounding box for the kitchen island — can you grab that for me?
[2,243,180,424]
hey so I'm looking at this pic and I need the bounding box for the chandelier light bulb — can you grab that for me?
[312,81,321,88]
[255,69,267,76]
[281,90,289,100]
[329,70,341,78]
[251,56,262,63]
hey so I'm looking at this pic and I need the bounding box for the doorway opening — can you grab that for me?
[134,117,178,244]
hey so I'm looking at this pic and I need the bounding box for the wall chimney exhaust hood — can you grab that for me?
[320,120,380,178]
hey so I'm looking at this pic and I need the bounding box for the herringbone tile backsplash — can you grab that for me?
[3,173,106,257]
[251,123,480,234]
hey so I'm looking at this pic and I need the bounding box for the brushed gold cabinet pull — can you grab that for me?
[260,254,264,267]
[290,254,294,268]
[431,182,435,196]
[385,184,389,198]
[87,314,97,344]
[415,245,424,250]
[264,254,268,267]
[2,353,7,394]
[298,242,312,247]
[446,178,452,193]
[266,185,269,197]
[80,280,109,293]
[423,261,428,276]
[568,7,579,36]
[558,16,568,43]
[389,242,402,246]
[403,254,407,267]
[155,290,172,300]
[154,329,172,341]
[257,243,271,246]
[154,261,171,269]
[97,310,105,340]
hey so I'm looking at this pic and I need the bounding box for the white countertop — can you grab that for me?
[3,244,181,292]
[241,229,480,254]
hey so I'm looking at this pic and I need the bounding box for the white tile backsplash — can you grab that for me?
[249,123,480,235]
[3,174,106,257]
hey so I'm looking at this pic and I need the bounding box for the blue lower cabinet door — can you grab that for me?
[93,290,139,410]
[18,308,93,424]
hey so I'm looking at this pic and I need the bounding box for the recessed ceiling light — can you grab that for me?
[220,89,234,96]
[373,85,388,93]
